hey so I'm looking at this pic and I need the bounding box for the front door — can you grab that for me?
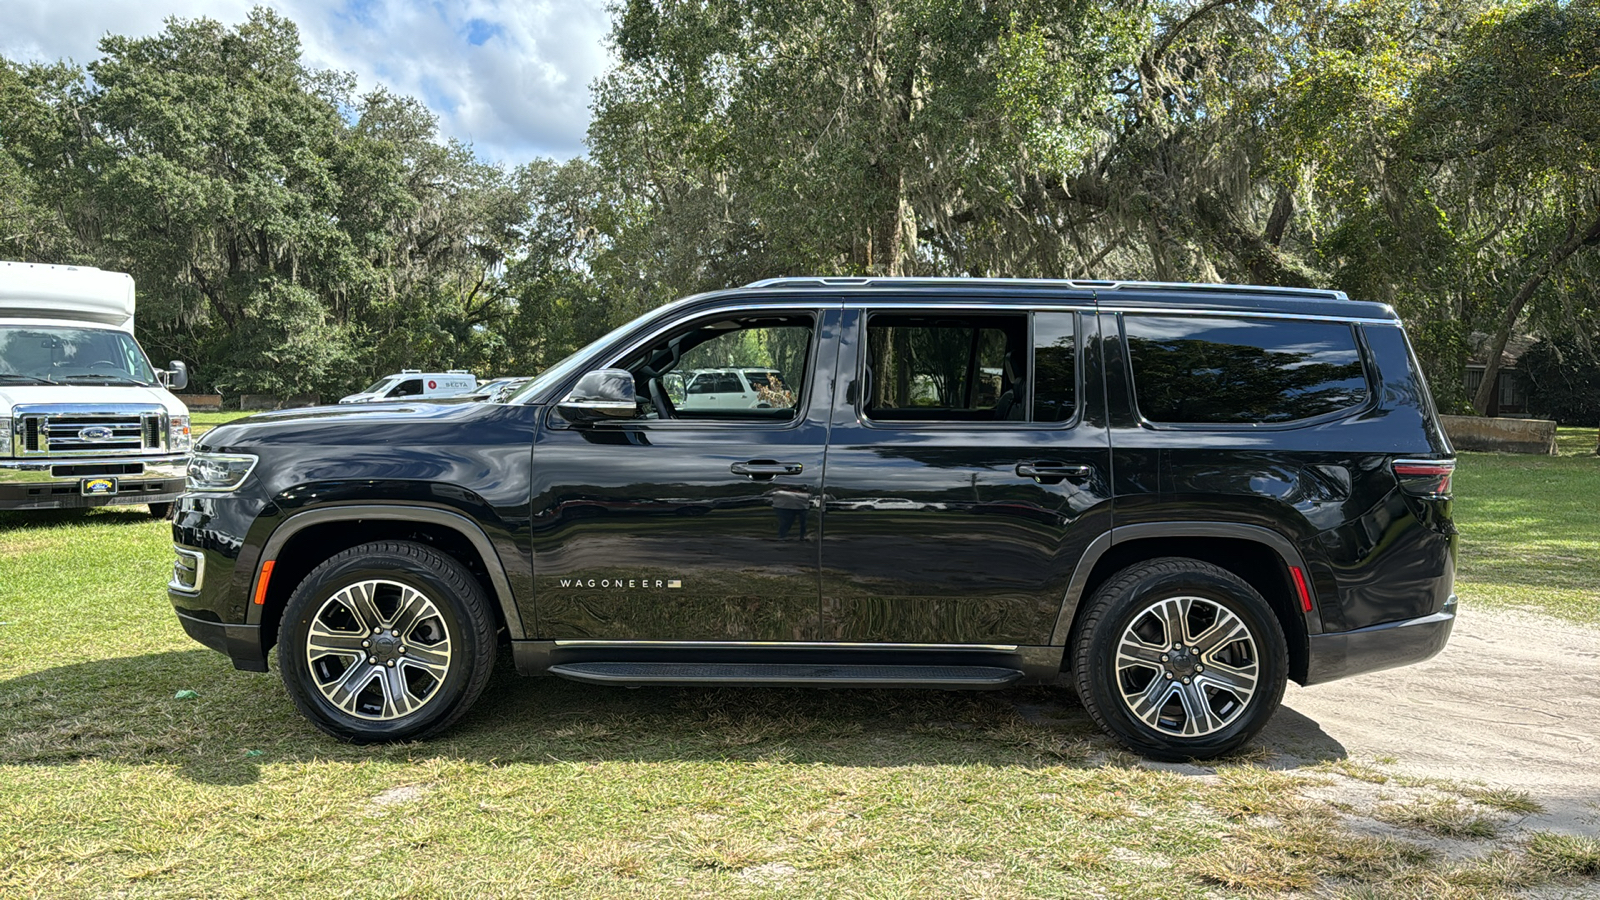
[530,308,835,641]
[819,302,1112,645]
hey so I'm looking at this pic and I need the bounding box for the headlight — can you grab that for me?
[0,417,10,458]
[169,414,192,453]
[186,453,257,492]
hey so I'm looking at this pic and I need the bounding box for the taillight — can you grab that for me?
[1392,458,1455,499]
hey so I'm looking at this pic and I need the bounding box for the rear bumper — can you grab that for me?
[0,454,187,510]
[174,608,268,672]
[1303,594,1456,685]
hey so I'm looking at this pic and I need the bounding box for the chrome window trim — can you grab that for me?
[746,275,1351,302]
[1100,307,1395,325]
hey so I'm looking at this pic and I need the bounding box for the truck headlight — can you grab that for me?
[170,415,192,453]
[186,453,257,492]
[0,417,10,458]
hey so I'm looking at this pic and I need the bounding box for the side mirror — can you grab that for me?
[166,361,189,391]
[557,368,639,424]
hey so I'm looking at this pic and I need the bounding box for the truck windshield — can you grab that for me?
[362,377,397,394]
[0,326,158,386]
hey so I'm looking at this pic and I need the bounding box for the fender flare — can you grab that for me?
[1049,522,1317,646]
[246,504,526,639]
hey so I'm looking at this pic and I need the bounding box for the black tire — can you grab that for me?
[277,540,497,742]
[148,502,174,519]
[1071,557,1287,761]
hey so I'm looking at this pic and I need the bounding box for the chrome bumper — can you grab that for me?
[0,454,189,509]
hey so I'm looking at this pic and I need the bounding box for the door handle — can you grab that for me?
[1015,462,1091,483]
[731,460,804,479]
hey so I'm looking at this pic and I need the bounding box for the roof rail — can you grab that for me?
[742,276,1348,302]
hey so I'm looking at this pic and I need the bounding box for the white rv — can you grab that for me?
[0,261,193,516]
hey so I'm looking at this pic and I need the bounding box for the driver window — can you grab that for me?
[390,379,424,398]
[621,313,814,420]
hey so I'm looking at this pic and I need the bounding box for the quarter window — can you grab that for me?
[1125,316,1368,424]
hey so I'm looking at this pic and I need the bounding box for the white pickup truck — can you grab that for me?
[1,261,193,516]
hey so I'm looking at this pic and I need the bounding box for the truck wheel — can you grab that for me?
[1071,558,1287,761]
[277,541,497,743]
[148,502,174,519]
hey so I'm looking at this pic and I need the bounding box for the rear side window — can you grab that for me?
[864,313,1024,421]
[1125,316,1368,424]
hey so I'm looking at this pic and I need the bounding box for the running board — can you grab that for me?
[547,662,1025,689]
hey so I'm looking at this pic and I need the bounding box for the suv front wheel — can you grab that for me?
[277,541,497,742]
[1072,558,1287,761]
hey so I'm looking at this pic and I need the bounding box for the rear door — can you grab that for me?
[818,299,1112,645]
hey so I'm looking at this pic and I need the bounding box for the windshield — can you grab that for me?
[361,377,397,394]
[0,325,158,386]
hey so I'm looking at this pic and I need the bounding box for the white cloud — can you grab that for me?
[0,0,611,162]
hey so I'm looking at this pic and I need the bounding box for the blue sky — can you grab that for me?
[0,0,612,163]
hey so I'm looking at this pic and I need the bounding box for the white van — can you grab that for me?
[338,370,477,404]
[0,261,193,516]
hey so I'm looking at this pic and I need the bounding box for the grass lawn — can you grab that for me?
[2,436,1598,897]
[1454,426,1600,627]
[190,411,257,436]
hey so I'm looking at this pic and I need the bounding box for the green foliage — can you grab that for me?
[4,1,1600,404]
[1520,335,1600,427]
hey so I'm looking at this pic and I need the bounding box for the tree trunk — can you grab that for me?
[1472,207,1600,414]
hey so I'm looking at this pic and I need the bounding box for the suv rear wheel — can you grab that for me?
[1072,558,1287,761]
[277,541,497,742]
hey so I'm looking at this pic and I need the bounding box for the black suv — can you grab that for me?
[168,278,1457,760]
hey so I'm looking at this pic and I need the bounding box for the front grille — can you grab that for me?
[51,462,146,477]
[12,405,167,457]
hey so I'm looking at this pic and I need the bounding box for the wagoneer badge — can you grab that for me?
[78,426,114,441]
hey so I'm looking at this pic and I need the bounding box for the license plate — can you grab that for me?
[81,477,118,496]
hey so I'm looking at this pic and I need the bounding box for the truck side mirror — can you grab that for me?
[166,361,189,391]
[557,368,639,424]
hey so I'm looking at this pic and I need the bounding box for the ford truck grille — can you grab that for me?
[11,405,168,458]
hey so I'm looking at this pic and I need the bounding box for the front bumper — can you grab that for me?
[1303,594,1457,685]
[0,454,188,510]
[174,609,268,672]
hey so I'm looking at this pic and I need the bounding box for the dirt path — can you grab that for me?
[1258,604,1600,834]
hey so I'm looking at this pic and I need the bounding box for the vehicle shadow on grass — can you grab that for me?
[0,507,161,532]
[0,649,1349,787]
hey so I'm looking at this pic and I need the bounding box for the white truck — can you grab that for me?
[0,261,193,516]
[337,370,478,403]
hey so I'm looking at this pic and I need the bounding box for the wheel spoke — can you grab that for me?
[391,587,433,638]
[306,621,367,657]
[1196,660,1257,698]
[401,645,450,675]
[1125,675,1177,728]
[1192,611,1250,657]
[377,666,417,718]
[324,661,379,714]
[1116,638,1166,668]
[1149,597,1190,647]
[340,581,383,633]
[1176,681,1225,736]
